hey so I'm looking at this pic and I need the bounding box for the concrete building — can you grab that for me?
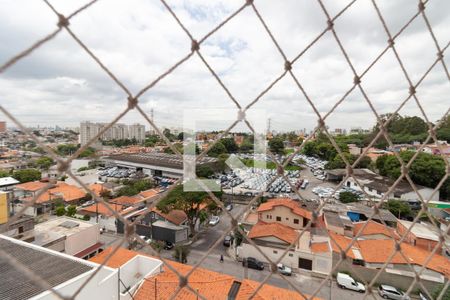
[0,121,6,133]
[90,247,321,300]
[239,221,332,276]
[397,220,444,252]
[0,234,162,300]
[32,217,102,258]
[80,121,145,146]
[329,230,450,291]
[239,198,332,276]
[257,198,313,229]
[103,152,219,178]
[343,169,439,202]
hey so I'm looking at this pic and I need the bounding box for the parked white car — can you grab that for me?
[209,216,220,226]
[336,272,365,293]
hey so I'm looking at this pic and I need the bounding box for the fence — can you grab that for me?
[0,0,449,299]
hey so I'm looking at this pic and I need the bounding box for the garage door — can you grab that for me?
[298,258,312,270]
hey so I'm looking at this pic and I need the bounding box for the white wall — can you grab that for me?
[401,188,439,202]
[65,223,100,255]
[238,242,332,275]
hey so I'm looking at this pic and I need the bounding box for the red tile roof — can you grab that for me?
[88,183,111,197]
[90,247,322,300]
[138,188,159,199]
[353,220,398,239]
[151,208,187,225]
[20,182,86,203]
[79,202,124,217]
[311,242,330,253]
[15,181,49,192]
[258,198,312,219]
[329,231,450,277]
[248,222,298,244]
[110,196,142,206]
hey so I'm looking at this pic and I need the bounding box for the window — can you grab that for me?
[288,253,293,257]
[18,226,24,234]
[298,258,313,270]
[286,218,289,221]
[346,181,351,187]
[293,219,299,224]
[368,187,373,192]
[273,250,278,254]
[276,216,281,222]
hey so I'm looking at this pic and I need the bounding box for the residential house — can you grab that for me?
[257,198,314,229]
[117,207,190,244]
[329,230,450,291]
[0,176,19,191]
[344,169,439,202]
[240,198,332,276]
[78,202,125,232]
[89,246,322,300]
[14,181,86,217]
[8,216,103,259]
[239,221,332,276]
[397,220,444,252]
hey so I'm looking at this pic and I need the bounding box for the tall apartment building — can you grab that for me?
[80,122,145,145]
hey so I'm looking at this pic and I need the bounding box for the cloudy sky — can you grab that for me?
[0,0,449,133]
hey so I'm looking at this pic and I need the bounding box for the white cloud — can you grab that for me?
[0,0,448,132]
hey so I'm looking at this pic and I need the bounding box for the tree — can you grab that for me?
[196,165,214,178]
[383,199,411,219]
[66,205,77,217]
[55,205,66,216]
[79,147,96,158]
[57,144,79,156]
[0,170,10,178]
[164,143,184,154]
[375,151,449,200]
[157,184,222,235]
[13,169,41,183]
[35,156,54,170]
[339,191,359,203]
[116,179,155,197]
[173,245,190,263]
[239,140,253,153]
[268,137,285,154]
[221,138,238,153]
[144,135,161,147]
[207,141,227,157]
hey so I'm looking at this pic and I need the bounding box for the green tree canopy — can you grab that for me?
[339,191,359,203]
[268,137,285,155]
[157,184,222,235]
[13,169,41,183]
[383,199,412,219]
[207,141,227,157]
[35,156,54,170]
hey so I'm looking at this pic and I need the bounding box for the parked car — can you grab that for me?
[277,263,292,276]
[225,204,233,211]
[242,257,264,270]
[336,272,365,293]
[419,291,431,300]
[223,235,233,247]
[81,200,95,207]
[209,216,220,226]
[378,285,410,300]
[163,241,174,250]
[139,235,152,244]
